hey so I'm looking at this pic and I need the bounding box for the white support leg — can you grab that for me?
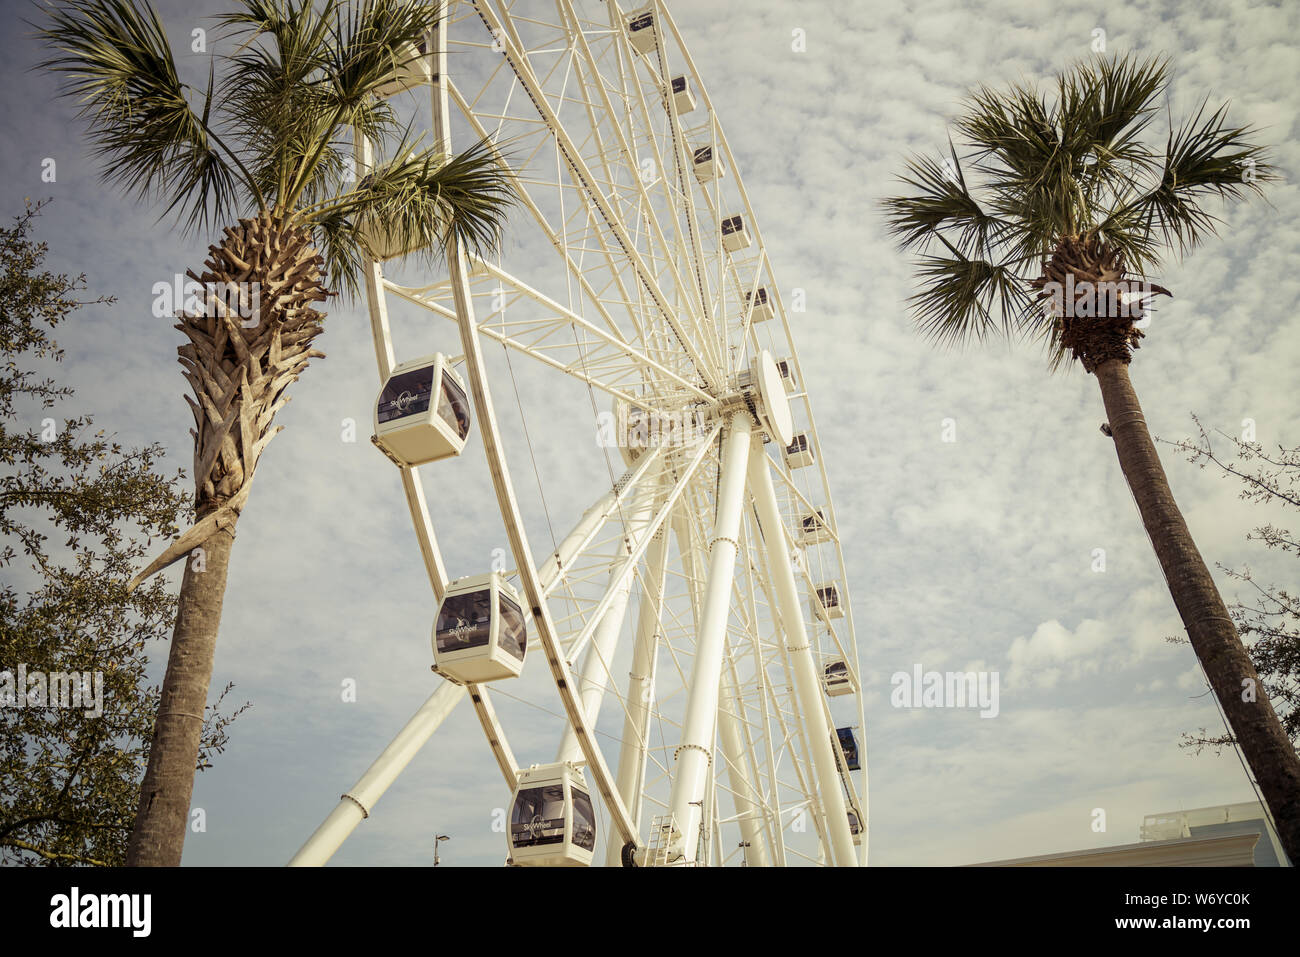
[289,681,464,866]
[557,493,656,764]
[717,662,771,866]
[666,454,769,866]
[666,410,752,862]
[606,523,670,866]
[747,440,857,867]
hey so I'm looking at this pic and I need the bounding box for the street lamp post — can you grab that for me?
[434,834,450,866]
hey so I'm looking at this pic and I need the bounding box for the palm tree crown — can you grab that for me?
[882,53,1274,365]
[37,0,514,297]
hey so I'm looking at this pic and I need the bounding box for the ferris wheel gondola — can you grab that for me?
[372,353,471,466]
[432,572,527,684]
[507,764,597,867]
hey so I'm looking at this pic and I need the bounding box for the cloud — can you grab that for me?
[1007,619,1113,689]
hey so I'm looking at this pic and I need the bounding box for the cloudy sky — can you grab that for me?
[3,0,1298,867]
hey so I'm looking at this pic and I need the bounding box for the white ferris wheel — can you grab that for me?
[290,0,866,867]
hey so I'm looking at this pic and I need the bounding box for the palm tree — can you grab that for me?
[882,52,1300,863]
[37,0,515,865]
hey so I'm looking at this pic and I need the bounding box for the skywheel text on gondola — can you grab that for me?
[290,0,867,868]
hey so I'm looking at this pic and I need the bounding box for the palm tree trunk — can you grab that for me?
[1094,358,1300,863]
[126,524,236,865]
[124,212,326,865]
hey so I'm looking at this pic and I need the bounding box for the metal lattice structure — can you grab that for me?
[292,0,866,867]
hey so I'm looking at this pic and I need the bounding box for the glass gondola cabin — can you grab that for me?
[373,354,471,466]
[625,8,657,54]
[786,432,815,468]
[693,146,725,183]
[799,508,832,545]
[507,764,596,866]
[721,214,752,253]
[671,75,697,113]
[815,582,844,620]
[373,39,431,98]
[823,658,853,697]
[847,806,864,845]
[746,286,774,322]
[836,726,861,771]
[432,572,527,684]
[775,357,797,394]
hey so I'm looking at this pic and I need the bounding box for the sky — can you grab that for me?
[2,0,1298,867]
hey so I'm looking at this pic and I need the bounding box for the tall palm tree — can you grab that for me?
[37,0,515,865]
[882,52,1300,862]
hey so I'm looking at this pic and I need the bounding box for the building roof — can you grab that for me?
[971,833,1260,867]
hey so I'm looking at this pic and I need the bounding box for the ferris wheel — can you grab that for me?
[291,0,866,867]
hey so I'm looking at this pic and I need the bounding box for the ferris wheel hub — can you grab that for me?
[752,350,795,447]
[725,350,794,447]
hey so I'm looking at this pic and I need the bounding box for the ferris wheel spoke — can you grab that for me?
[554,494,653,767]
[446,233,642,847]
[449,51,660,358]
[471,260,710,400]
[517,445,665,654]
[421,61,727,396]
[606,3,728,370]
[380,275,705,412]
[444,80,645,347]
[560,1,723,371]
[557,421,720,666]
[427,14,643,850]
[473,1,724,393]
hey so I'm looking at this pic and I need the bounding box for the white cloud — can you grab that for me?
[1007,619,1112,688]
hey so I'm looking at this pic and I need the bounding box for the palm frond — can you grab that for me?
[213,0,327,63]
[34,0,248,232]
[881,142,1014,259]
[304,137,515,298]
[1061,53,1166,159]
[906,253,1026,348]
[960,82,1061,186]
[36,0,519,294]
[322,0,439,111]
[1123,97,1277,256]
